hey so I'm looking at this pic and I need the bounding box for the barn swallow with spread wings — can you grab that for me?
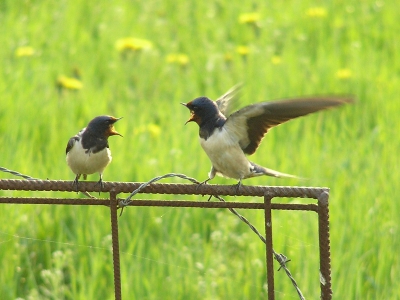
[182,86,351,191]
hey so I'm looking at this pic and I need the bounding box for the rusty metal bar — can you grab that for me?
[0,197,319,212]
[0,197,109,206]
[318,191,332,300]
[264,194,275,300]
[110,191,122,300]
[0,179,328,198]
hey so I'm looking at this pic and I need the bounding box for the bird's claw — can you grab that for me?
[196,178,210,191]
[234,180,242,194]
[94,178,104,194]
[72,176,80,192]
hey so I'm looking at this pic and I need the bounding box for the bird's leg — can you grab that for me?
[234,178,243,194]
[196,166,216,190]
[72,174,81,192]
[94,173,104,194]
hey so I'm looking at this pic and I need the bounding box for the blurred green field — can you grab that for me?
[1,0,399,299]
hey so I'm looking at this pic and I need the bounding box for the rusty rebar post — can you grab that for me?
[318,191,332,300]
[110,191,122,300]
[264,193,275,300]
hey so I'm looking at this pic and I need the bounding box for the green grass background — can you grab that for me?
[1,0,398,299]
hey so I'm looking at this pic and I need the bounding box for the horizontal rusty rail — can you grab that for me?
[0,196,319,211]
[0,179,328,198]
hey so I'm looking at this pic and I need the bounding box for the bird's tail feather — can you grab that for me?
[250,162,299,179]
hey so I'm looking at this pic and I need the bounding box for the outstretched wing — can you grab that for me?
[224,96,352,155]
[215,83,242,117]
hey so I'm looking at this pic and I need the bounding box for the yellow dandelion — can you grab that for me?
[147,124,161,139]
[115,37,153,52]
[56,75,83,90]
[306,7,327,18]
[236,46,250,56]
[271,55,282,65]
[15,46,35,57]
[336,69,352,79]
[239,12,261,24]
[224,52,233,62]
[166,53,190,66]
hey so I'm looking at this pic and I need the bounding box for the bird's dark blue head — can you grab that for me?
[86,115,123,137]
[181,97,223,126]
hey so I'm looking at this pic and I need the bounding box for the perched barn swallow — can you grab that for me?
[66,116,122,191]
[182,87,352,191]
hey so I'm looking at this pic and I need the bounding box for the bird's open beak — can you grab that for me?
[109,117,123,137]
[181,103,195,125]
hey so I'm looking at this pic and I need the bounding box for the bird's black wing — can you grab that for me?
[224,96,352,155]
[66,128,85,155]
[66,136,79,154]
[215,84,242,117]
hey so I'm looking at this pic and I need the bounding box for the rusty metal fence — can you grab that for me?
[0,177,332,300]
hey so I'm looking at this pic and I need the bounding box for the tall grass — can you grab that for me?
[1,0,399,299]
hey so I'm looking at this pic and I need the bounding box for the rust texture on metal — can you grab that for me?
[110,191,122,300]
[0,179,332,300]
[264,194,275,300]
[0,179,328,198]
[318,191,333,300]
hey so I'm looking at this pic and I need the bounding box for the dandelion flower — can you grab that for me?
[15,46,35,57]
[306,7,327,18]
[236,46,250,56]
[115,37,153,52]
[224,52,233,62]
[166,53,189,66]
[271,55,282,65]
[335,69,352,79]
[147,124,161,138]
[56,75,83,90]
[239,12,261,24]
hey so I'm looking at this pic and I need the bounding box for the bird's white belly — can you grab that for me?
[66,141,112,175]
[200,128,251,180]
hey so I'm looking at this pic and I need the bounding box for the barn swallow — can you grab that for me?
[66,116,122,191]
[182,87,352,191]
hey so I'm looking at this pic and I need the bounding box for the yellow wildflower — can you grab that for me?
[15,46,35,57]
[147,124,161,139]
[224,52,233,62]
[236,46,250,56]
[306,7,327,18]
[115,37,153,52]
[166,53,190,66]
[335,69,352,79]
[56,75,83,90]
[271,55,282,65]
[239,12,261,24]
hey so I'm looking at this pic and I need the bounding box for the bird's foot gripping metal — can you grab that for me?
[94,176,104,194]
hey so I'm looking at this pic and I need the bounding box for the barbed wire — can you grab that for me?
[119,173,305,300]
[0,166,96,198]
[0,166,38,180]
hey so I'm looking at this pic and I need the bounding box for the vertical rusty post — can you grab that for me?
[264,193,275,300]
[110,191,122,300]
[317,191,332,300]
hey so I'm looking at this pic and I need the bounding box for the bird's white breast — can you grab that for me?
[66,139,112,176]
[200,127,251,180]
